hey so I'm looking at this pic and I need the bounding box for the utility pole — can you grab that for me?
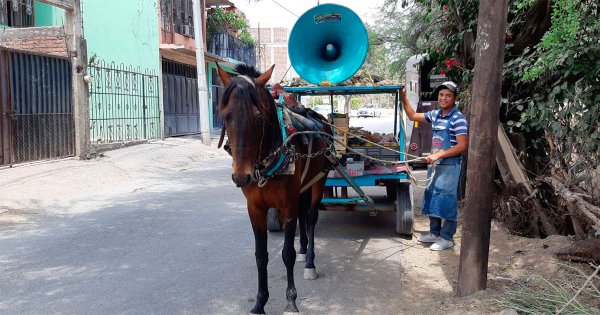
[457,0,508,297]
[257,22,261,71]
[193,0,211,145]
[37,0,90,159]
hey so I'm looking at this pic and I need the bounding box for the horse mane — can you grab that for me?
[235,64,262,78]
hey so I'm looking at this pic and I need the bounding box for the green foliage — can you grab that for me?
[207,7,254,45]
[360,28,392,78]
[380,0,600,164]
[504,0,600,155]
[350,98,363,110]
[521,0,598,81]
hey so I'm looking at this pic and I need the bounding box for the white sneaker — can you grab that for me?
[430,239,454,251]
[417,233,441,243]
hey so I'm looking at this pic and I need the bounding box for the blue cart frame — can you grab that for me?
[282,85,414,235]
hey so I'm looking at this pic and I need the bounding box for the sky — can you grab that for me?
[231,0,386,31]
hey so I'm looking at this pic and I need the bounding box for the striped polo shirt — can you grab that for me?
[424,106,468,147]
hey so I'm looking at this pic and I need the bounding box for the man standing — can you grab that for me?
[401,81,468,250]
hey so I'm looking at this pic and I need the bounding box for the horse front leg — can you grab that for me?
[282,208,299,314]
[304,185,322,280]
[248,206,269,314]
[297,191,311,262]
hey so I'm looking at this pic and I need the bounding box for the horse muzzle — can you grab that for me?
[232,173,252,188]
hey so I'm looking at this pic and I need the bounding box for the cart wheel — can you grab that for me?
[267,208,283,232]
[385,181,397,202]
[395,182,414,235]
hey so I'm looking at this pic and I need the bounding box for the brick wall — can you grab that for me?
[251,27,290,83]
[0,27,68,58]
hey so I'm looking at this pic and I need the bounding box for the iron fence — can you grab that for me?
[0,0,35,28]
[0,49,75,165]
[88,61,161,144]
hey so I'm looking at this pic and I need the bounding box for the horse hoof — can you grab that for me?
[304,268,317,280]
[296,254,306,262]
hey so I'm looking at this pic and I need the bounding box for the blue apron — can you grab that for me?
[422,116,462,221]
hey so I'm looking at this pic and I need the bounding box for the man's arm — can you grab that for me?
[425,134,468,164]
[400,87,427,123]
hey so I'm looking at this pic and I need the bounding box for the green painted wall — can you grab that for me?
[83,0,160,73]
[82,0,162,141]
[34,1,65,26]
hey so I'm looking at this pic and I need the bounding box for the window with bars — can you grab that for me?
[0,0,35,28]
[160,0,194,37]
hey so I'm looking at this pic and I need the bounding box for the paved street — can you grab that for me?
[0,137,469,315]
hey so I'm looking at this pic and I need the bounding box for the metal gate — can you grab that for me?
[162,59,200,136]
[89,61,161,143]
[0,48,75,165]
[212,85,224,129]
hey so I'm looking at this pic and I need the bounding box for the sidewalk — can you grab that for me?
[0,136,228,230]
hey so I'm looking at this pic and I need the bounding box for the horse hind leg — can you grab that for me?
[248,207,269,314]
[297,191,310,262]
[282,212,299,314]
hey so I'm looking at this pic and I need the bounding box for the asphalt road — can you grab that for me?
[0,137,442,315]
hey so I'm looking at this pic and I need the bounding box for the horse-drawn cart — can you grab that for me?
[268,85,415,235]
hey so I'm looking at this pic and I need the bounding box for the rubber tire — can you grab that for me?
[267,208,283,232]
[395,182,414,235]
[385,181,397,202]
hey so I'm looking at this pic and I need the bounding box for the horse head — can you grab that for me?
[216,62,278,188]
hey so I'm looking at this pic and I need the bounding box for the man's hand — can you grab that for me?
[401,87,408,101]
[425,151,444,164]
[400,87,427,123]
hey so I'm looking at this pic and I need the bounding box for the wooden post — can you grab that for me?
[457,0,508,297]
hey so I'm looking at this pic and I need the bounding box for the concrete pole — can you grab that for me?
[192,0,211,145]
[457,0,509,297]
[65,0,91,159]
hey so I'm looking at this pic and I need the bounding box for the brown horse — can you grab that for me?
[216,63,330,314]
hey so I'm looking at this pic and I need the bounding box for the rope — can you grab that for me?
[274,130,435,189]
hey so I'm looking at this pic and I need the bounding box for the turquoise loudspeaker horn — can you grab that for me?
[288,4,368,85]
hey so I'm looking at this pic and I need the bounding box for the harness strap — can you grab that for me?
[300,137,313,184]
[217,126,226,149]
[264,101,289,177]
[300,170,327,194]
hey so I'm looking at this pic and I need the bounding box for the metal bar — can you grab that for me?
[394,90,398,139]
[324,152,375,214]
[142,75,147,139]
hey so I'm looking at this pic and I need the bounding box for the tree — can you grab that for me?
[376,0,600,236]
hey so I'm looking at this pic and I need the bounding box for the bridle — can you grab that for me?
[217,76,287,186]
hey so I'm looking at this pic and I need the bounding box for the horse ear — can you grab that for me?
[255,64,275,87]
[216,62,232,86]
